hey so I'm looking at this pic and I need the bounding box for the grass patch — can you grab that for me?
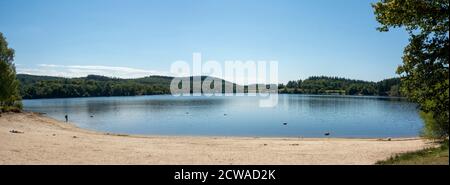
[376,140,449,165]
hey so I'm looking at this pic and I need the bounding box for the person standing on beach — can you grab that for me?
[65,115,68,122]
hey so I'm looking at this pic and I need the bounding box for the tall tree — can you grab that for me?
[373,0,449,137]
[0,32,22,111]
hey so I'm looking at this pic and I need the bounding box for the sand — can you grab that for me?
[0,112,434,165]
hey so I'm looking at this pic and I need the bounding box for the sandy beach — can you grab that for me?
[0,112,434,165]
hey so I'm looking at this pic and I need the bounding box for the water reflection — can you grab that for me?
[23,94,423,138]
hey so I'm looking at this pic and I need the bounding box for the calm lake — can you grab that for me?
[23,94,423,138]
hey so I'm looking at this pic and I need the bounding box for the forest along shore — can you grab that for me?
[0,112,434,164]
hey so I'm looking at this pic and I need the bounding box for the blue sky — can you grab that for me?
[0,0,409,83]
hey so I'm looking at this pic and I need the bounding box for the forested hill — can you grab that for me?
[17,74,401,99]
[279,76,401,96]
[17,74,173,99]
[17,74,240,99]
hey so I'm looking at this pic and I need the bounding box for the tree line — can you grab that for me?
[17,74,403,99]
[278,76,401,96]
[18,74,172,99]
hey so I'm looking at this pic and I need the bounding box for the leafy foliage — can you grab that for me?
[373,0,449,138]
[0,33,22,112]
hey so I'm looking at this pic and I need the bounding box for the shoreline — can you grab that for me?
[1,112,434,165]
[10,111,419,141]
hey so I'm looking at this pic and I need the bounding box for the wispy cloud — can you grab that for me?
[17,64,173,79]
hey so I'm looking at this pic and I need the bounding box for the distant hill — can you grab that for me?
[17,74,401,99]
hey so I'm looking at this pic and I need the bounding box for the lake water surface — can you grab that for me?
[23,94,423,138]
